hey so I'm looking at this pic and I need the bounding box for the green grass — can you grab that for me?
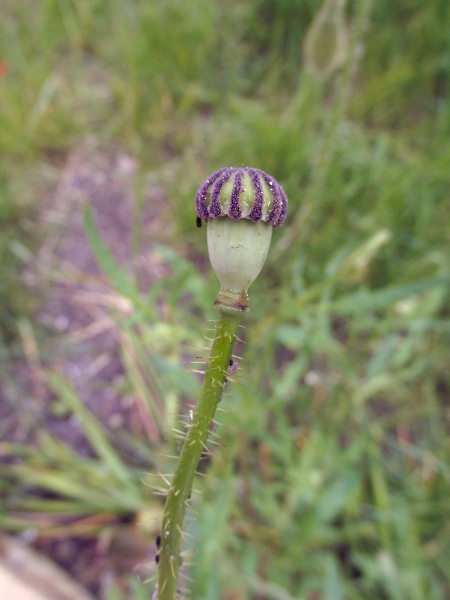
[1,0,450,599]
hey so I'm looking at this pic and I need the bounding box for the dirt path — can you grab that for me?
[3,145,173,596]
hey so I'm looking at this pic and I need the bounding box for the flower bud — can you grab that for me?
[195,167,288,312]
[303,0,348,81]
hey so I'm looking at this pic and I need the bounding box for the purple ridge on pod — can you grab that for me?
[195,168,224,220]
[276,186,288,227]
[195,166,288,227]
[260,171,284,227]
[228,169,243,220]
[247,168,264,222]
[208,169,233,218]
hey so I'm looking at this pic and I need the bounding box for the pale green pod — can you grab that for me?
[207,218,273,309]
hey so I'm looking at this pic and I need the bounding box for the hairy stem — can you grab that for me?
[157,306,243,600]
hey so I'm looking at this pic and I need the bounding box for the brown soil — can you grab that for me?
[2,145,175,597]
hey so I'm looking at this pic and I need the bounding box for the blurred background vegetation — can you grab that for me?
[1,0,450,599]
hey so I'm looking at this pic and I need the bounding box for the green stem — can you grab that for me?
[157,306,243,600]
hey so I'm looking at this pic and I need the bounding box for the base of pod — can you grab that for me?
[214,288,249,314]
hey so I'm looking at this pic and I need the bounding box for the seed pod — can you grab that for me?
[195,167,288,311]
[303,0,348,81]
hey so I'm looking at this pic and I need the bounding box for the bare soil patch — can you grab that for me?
[2,145,174,596]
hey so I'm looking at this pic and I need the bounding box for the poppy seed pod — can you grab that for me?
[195,167,288,312]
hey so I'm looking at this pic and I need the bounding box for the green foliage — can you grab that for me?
[1,0,450,599]
[0,162,41,336]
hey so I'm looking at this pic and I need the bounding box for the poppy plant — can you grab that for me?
[155,167,288,600]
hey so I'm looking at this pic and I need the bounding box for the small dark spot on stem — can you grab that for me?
[155,553,160,564]
[196,216,202,228]
[156,534,161,548]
